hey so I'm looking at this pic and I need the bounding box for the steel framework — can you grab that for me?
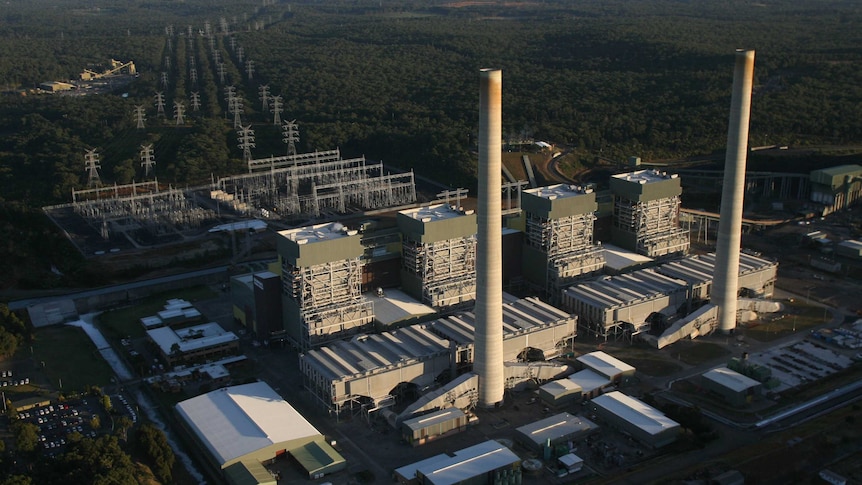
[283,257,373,349]
[613,195,690,257]
[526,211,605,297]
[402,235,477,308]
[215,151,416,218]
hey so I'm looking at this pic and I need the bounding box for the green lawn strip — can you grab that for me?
[676,342,730,366]
[97,286,218,340]
[32,326,114,392]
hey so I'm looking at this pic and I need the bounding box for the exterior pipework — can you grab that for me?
[475,68,504,407]
[713,49,755,333]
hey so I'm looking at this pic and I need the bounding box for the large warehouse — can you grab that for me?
[174,382,346,483]
[299,296,576,414]
[576,351,636,384]
[394,440,521,485]
[589,391,680,448]
[514,412,598,453]
[701,366,762,406]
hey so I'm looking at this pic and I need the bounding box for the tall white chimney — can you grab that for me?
[712,49,755,333]
[474,68,504,407]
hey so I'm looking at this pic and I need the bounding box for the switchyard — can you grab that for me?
[47,181,217,251]
[213,149,417,218]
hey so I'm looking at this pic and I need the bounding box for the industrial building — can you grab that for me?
[701,367,763,406]
[174,382,346,483]
[576,351,636,384]
[397,203,478,310]
[656,252,778,301]
[393,440,521,485]
[590,391,681,448]
[277,222,374,350]
[561,268,689,340]
[230,271,282,339]
[429,296,577,364]
[567,369,612,399]
[809,164,862,215]
[521,184,605,301]
[836,239,862,260]
[147,322,239,367]
[609,169,690,258]
[514,412,598,453]
[538,378,583,407]
[299,297,575,414]
[401,407,470,447]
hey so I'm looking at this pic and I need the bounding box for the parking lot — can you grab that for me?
[17,399,103,457]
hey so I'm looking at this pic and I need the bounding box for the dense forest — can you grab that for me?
[0,0,861,290]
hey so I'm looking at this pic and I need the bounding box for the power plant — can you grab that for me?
[712,49,756,334]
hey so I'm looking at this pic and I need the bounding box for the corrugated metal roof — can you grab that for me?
[592,391,679,436]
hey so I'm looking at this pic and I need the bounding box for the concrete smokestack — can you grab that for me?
[474,68,504,407]
[712,49,755,333]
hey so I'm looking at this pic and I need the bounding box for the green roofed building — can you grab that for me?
[397,203,477,309]
[521,184,605,303]
[609,170,689,258]
[809,165,862,215]
[175,382,346,483]
[277,222,374,350]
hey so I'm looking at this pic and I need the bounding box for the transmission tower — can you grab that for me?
[204,20,211,36]
[187,25,193,37]
[217,63,227,84]
[258,84,270,111]
[165,24,174,36]
[212,49,221,65]
[282,119,300,156]
[190,92,201,112]
[237,46,244,64]
[165,56,171,70]
[245,60,254,80]
[84,149,101,187]
[189,68,198,84]
[154,92,166,117]
[160,72,169,89]
[270,95,283,125]
[134,105,146,129]
[173,101,186,125]
[166,37,172,50]
[140,144,155,178]
[229,37,236,51]
[209,36,216,52]
[220,17,229,34]
[232,97,244,129]
[237,125,255,162]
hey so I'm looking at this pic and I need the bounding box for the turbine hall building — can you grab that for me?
[521,184,605,303]
[655,252,778,301]
[174,382,346,483]
[277,222,374,351]
[561,268,688,340]
[299,297,576,414]
[610,169,689,258]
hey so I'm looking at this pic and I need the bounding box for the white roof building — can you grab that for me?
[567,369,611,394]
[175,382,345,478]
[394,440,520,485]
[576,351,636,382]
[148,322,238,357]
[590,391,680,448]
[703,367,761,393]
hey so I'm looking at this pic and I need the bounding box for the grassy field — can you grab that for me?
[744,301,827,342]
[30,326,115,392]
[97,286,218,341]
[675,342,731,366]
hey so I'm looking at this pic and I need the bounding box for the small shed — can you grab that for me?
[401,407,469,447]
[538,378,582,407]
[558,453,584,473]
